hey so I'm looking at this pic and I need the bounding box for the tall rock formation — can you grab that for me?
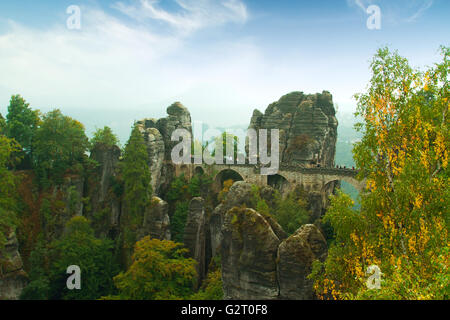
[41,175,85,241]
[248,91,338,167]
[86,144,121,237]
[210,181,258,257]
[216,182,327,300]
[184,197,207,287]
[136,102,192,196]
[135,122,165,195]
[277,224,327,299]
[221,207,281,300]
[0,231,28,300]
[137,196,171,241]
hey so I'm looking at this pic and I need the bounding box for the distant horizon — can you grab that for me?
[0,90,362,146]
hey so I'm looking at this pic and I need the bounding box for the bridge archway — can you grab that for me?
[268,174,290,194]
[323,179,340,202]
[323,176,365,194]
[214,169,244,191]
[194,166,205,176]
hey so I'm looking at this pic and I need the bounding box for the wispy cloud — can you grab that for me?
[346,0,434,23]
[0,3,265,132]
[112,0,248,35]
[406,0,433,22]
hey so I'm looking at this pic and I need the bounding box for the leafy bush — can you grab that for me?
[107,237,197,300]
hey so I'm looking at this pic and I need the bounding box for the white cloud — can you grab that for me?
[405,0,433,22]
[112,0,248,35]
[0,3,263,141]
[0,2,372,139]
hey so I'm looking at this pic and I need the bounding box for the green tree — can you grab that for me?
[108,237,197,300]
[273,188,310,235]
[0,135,21,249]
[46,216,119,300]
[19,238,50,300]
[250,185,310,235]
[212,132,239,160]
[188,171,213,198]
[0,113,6,134]
[190,256,223,300]
[33,109,89,185]
[120,124,152,247]
[190,269,223,300]
[312,47,449,300]
[5,95,40,168]
[90,126,119,149]
[171,201,189,243]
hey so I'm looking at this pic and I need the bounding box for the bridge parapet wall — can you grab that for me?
[174,163,364,193]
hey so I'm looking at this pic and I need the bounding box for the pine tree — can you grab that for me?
[5,95,40,168]
[121,124,152,231]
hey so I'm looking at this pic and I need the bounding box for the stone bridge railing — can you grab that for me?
[176,162,364,193]
[277,165,359,177]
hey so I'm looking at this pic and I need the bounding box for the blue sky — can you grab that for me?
[0,0,448,142]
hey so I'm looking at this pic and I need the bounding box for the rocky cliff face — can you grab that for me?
[86,144,121,236]
[249,91,338,167]
[277,224,327,299]
[0,231,28,300]
[216,182,327,300]
[221,207,281,300]
[137,196,171,241]
[209,181,257,257]
[136,102,192,196]
[184,197,207,288]
[42,175,85,241]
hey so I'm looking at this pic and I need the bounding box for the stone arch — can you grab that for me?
[194,166,205,176]
[341,177,365,194]
[267,174,290,194]
[214,169,244,191]
[323,176,365,194]
[314,179,340,219]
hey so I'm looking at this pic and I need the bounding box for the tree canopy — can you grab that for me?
[21,216,119,300]
[108,237,197,300]
[5,95,40,154]
[33,109,89,185]
[0,135,21,249]
[90,126,119,150]
[311,46,449,300]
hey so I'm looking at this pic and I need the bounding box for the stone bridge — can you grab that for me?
[174,163,365,195]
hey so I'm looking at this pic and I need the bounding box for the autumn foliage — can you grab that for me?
[311,47,449,299]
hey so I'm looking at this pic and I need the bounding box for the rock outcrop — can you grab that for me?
[42,175,85,240]
[215,181,327,300]
[248,91,337,167]
[277,224,327,299]
[0,231,28,300]
[135,122,166,195]
[86,144,121,236]
[138,196,171,241]
[221,207,281,300]
[184,197,207,287]
[136,102,192,195]
[209,181,258,257]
